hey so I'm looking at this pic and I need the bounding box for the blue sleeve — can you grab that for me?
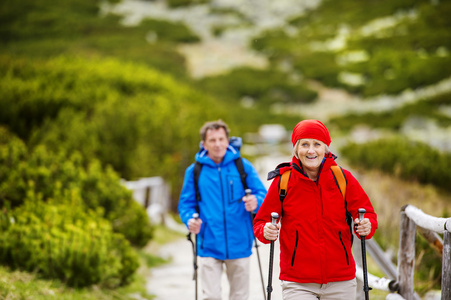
[178,164,198,228]
[242,158,267,212]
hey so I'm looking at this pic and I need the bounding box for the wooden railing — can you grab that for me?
[398,205,450,299]
[122,176,170,224]
[354,204,451,299]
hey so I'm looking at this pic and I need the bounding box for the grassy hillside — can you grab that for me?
[252,0,451,97]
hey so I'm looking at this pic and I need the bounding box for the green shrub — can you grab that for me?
[166,0,210,8]
[340,138,451,192]
[197,67,318,105]
[139,19,200,43]
[0,199,139,288]
[0,0,189,78]
[329,91,451,131]
[414,233,442,293]
[0,55,223,208]
[0,129,153,247]
[251,0,451,96]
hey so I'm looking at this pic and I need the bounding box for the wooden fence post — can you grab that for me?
[442,230,451,299]
[398,208,416,299]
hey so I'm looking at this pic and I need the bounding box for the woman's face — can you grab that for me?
[296,139,326,172]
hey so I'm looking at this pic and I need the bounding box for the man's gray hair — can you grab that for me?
[200,119,230,141]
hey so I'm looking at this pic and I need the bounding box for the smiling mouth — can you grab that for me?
[306,156,317,159]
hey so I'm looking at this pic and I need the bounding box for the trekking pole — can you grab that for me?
[359,208,372,300]
[267,212,279,300]
[245,189,266,300]
[187,213,199,300]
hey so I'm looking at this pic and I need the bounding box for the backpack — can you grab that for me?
[275,163,354,245]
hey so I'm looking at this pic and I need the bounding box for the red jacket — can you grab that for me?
[253,157,377,284]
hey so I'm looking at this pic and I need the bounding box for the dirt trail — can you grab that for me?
[146,234,282,300]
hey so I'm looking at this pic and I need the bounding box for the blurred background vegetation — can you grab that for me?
[1,0,450,298]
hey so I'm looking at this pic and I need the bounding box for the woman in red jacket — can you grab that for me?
[253,119,377,300]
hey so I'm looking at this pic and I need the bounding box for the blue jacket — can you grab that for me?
[178,144,267,260]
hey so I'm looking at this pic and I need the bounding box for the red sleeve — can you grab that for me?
[253,176,283,244]
[344,169,378,239]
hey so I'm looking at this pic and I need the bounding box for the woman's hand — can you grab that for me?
[354,217,371,237]
[263,222,280,241]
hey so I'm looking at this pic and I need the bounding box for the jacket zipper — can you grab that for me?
[200,222,206,249]
[230,180,235,201]
[339,231,349,265]
[291,230,299,266]
[219,167,229,259]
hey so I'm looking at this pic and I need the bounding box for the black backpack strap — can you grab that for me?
[193,162,202,213]
[266,162,292,217]
[234,157,248,190]
[267,162,291,180]
[194,158,248,209]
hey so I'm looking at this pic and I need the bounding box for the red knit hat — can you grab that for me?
[291,119,331,146]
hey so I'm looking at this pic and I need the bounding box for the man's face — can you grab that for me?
[202,128,229,164]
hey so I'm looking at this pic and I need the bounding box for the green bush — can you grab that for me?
[0,129,153,247]
[329,91,451,131]
[340,138,451,192]
[0,199,139,288]
[414,233,442,293]
[251,0,451,96]
[197,67,318,105]
[0,0,189,78]
[166,0,210,8]
[139,19,200,43]
[0,55,224,207]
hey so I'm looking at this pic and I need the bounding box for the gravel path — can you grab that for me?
[146,235,282,300]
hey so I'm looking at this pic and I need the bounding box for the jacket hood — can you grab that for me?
[195,137,242,167]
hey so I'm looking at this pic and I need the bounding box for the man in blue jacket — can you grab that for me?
[179,120,267,300]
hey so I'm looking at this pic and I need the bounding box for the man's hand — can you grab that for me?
[243,194,257,212]
[188,217,202,234]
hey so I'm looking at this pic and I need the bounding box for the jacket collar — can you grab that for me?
[195,145,240,167]
[291,156,337,182]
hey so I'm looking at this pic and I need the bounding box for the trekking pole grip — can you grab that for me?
[358,208,366,222]
[271,212,278,226]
